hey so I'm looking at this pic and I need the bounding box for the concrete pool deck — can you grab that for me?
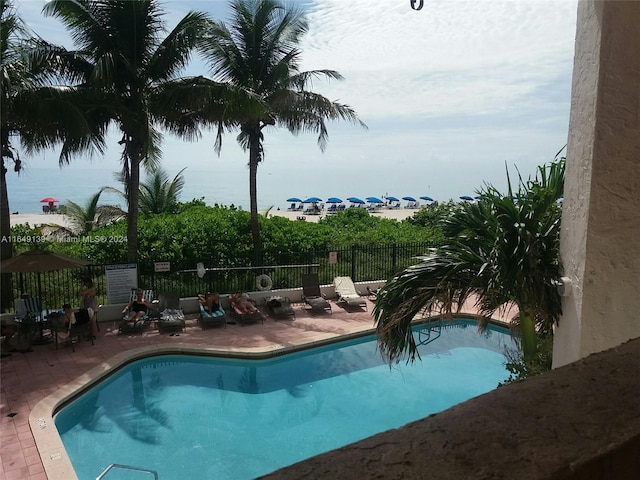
[0,297,511,480]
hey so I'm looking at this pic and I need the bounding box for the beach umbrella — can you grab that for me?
[460,195,474,201]
[366,197,384,203]
[326,197,343,203]
[39,197,59,203]
[1,248,89,273]
[286,197,302,203]
[302,197,322,203]
[386,196,400,202]
[347,197,365,204]
[402,196,416,202]
[420,196,434,202]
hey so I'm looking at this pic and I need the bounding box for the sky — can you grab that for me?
[9,0,579,206]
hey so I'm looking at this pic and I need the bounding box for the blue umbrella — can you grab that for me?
[303,197,322,203]
[366,196,384,203]
[459,195,474,201]
[347,197,365,204]
[286,197,302,203]
[386,196,400,202]
[420,196,434,202]
[402,196,416,202]
[326,197,343,203]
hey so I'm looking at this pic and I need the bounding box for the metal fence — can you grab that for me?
[5,242,435,312]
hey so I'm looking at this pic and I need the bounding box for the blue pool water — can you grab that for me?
[55,320,515,480]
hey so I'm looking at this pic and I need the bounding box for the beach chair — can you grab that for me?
[118,289,155,335]
[197,304,226,330]
[118,314,151,335]
[301,273,332,314]
[265,296,296,320]
[230,292,264,325]
[333,276,368,311]
[157,292,185,334]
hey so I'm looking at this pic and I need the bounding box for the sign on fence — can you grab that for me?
[105,264,138,303]
[154,262,170,272]
[328,251,337,264]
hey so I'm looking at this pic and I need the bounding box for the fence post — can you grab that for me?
[351,245,357,281]
[392,243,397,276]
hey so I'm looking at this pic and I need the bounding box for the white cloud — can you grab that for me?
[300,0,577,119]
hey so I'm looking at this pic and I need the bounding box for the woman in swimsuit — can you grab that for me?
[122,289,152,322]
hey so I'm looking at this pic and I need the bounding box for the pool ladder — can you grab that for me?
[416,323,441,346]
[96,463,158,479]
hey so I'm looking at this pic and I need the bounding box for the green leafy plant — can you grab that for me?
[374,156,565,365]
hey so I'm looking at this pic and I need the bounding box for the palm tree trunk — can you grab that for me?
[520,312,538,361]
[248,133,263,266]
[127,153,140,263]
[0,158,13,312]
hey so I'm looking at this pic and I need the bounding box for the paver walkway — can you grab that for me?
[0,299,378,480]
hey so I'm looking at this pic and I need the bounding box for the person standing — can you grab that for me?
[79,279,98,337]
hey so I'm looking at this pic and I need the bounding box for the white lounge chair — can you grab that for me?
[333,276,368,311]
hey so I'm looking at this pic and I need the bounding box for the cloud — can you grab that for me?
[300,0,578,120]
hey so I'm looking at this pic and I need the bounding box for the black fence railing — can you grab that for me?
[5,242,436,312]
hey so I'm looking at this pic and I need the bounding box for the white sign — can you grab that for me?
[328,251,337,264]
[105,264,138,303]
[154,262,170,272]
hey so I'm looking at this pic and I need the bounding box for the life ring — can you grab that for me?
[256,274,273,291]
[196,262,206,278]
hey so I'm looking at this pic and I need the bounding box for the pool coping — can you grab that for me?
[29,327,382,480]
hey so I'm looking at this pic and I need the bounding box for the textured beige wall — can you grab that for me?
[554,0,640,367]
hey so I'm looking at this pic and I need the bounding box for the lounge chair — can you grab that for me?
[230,293,264,325]
[118,313,151,335]
[157,292,185,334]
[265,296,296,320]
[301,273,332,313]
[333,276,368,311]
[118,290,155,335]
[197,304,226,330]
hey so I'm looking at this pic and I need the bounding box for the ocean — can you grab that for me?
[4,162,447,215]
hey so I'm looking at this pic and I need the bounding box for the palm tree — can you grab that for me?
[373,158,565,364]
[139,167,185,214]
[199,0,366,265]
[42,0,214,262]
[54,187,125,236]
[0,0,105,311]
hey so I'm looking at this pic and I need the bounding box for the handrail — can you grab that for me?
[96,463,158,480]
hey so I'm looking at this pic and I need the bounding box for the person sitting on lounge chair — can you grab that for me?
[198,292,221,315]
[122,288,152,322]
[230,292,259,314]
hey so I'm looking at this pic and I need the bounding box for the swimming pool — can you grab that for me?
[55,320,515,480]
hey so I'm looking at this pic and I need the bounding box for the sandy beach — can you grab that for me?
[9,208,419,227]
[9,213,70,228]
[267,207,419,223]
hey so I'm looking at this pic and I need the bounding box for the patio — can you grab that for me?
[0,298,381,480]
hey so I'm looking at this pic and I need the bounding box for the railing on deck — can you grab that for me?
[5,242,436,311]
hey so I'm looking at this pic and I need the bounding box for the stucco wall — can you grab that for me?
[553,0,640,367]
